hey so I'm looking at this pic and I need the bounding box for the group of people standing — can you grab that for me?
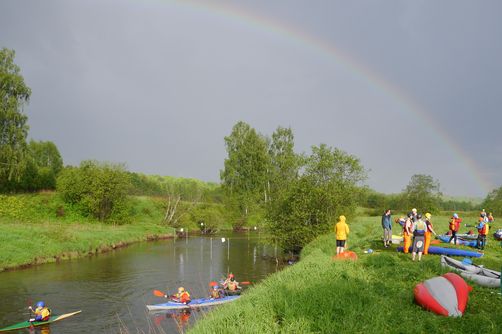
[383,208,495,260]
[383,208,437,261]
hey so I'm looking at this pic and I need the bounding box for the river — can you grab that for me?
[0,232,281,333]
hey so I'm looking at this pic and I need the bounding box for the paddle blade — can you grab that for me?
[240,281,251,285]
[153,290,166,297]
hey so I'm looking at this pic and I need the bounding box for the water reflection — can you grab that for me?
[0,232,281,333]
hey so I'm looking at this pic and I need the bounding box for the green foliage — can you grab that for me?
[0,48,31,185]
[402,174,442,213]
[220,121,270,225]
[482,185,502,216]
[56,160,131,223]
[129,172,223,202]
[268,144,366,253]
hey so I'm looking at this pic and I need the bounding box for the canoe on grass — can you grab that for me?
[0,310,82,332]
[440,255,501,288]
[147,295,240,311]
[397,246,483,258]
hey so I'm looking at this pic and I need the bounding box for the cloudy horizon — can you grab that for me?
[1,0,500,198]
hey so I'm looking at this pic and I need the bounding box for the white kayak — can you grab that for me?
[440,255,501,288]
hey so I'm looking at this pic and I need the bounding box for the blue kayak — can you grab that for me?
[438,235,478,247]
[397,246,483,258]
[146,295,240,311]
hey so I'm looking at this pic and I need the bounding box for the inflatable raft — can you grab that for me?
[440,255,501,288]
[397,246,483,258]
[414,273,471,317]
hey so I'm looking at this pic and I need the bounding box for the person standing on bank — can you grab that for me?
[382,209,392,248]
[411,214,427,261]
[335,215,350,255]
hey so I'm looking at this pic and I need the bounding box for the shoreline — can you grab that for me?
[0,231,174,273]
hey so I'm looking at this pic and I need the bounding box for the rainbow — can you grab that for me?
[152,0,493,195]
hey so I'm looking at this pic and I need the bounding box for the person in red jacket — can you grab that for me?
[448,213,462,245]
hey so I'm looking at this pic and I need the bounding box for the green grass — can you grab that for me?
[188,216,502,334]
[0,193,173,271]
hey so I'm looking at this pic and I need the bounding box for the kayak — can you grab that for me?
[438,235,478,247]
[440,255,500,288]
[397,246,483,258]
[0,310,81,332]
[223,289,241,296]
[147,295,240,311]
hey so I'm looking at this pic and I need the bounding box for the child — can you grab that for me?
[209,284,224,299]
[29,301,51,322]
[335,215,350,255]
[171,287,191,304]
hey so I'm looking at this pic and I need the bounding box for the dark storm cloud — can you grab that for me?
[1,0,500,197]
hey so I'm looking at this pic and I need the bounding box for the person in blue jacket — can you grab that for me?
[381,209,392,248]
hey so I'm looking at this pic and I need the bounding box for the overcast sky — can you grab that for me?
[1,0,500,198]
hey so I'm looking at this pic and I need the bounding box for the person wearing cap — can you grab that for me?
[411,214,427,261]
[29,301,51,322]
[335,215,350,255]
[381,209,392,248]
[403,212,413,254]
[171,287,191,304]
[223,273,240,292]
[209,284,224,299]
[423,213,437,255]
[448,213,462,245]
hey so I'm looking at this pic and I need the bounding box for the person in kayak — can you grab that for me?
[223,273,241,292]
[209,284,224,299]
[423,213,437,255]
[171,287,191,304]
[28,301,51,322]
[448,213,462,245]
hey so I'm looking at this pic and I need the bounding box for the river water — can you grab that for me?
[0,232,281,333]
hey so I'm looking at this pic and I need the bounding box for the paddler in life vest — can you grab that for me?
[411,214,426,261]
[171,287,191,304]
[209,284,224,299]
[403,212,413,254]
[476,218,489,250]
[28,301,51,322]
[223,273,240,292]
[423,213,437,255]
[448,213,462,245]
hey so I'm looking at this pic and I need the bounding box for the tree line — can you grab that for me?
[2,47,501,237]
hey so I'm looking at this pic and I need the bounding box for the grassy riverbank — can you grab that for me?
[189,215,502,334]
[0,193,174,271]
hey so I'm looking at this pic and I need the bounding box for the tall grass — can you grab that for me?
[188,216,502,334]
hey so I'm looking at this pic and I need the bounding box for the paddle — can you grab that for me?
[153,290,168,298]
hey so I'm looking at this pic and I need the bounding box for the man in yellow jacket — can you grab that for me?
[335,215,350,255]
